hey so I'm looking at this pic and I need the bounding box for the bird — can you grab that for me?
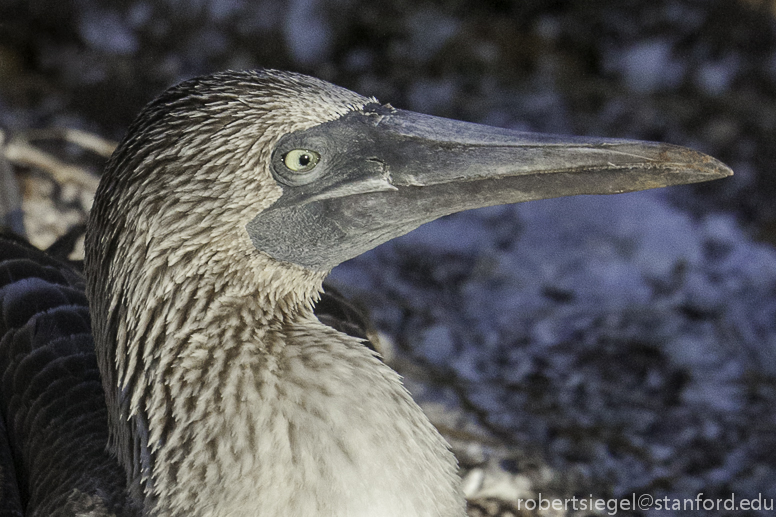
[0,69,731,517]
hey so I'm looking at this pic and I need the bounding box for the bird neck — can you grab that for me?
[105,252,463,517]
[85,213,463,515]
[87,220,313,499]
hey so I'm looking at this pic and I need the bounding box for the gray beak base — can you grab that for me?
[248,104,732,271]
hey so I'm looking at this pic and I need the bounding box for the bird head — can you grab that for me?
[87,69,732,314]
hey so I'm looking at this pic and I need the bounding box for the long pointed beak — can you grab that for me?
[247,104,732,271]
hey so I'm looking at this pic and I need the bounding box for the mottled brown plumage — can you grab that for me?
[85,70,463,516]
[0,69,731,516]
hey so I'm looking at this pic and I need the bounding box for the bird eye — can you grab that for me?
[283,149,320,173]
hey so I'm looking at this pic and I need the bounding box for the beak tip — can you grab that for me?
[689,156,734,183]
[714,161,735,180]
[659,144,733,184]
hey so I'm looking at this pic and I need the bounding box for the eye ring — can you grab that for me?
[283,149,320,173]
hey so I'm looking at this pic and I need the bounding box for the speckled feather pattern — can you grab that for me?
[82,70,465,516]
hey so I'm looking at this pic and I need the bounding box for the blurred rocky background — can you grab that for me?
[1,1,775,515]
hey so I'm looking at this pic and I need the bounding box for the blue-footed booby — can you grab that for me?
[0,69,731,516]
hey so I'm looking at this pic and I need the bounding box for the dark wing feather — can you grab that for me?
[316,283,383,353]
[0,405,22,516]
[0,235,139,516]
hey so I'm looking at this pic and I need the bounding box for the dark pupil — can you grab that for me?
[298,154,311,166]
